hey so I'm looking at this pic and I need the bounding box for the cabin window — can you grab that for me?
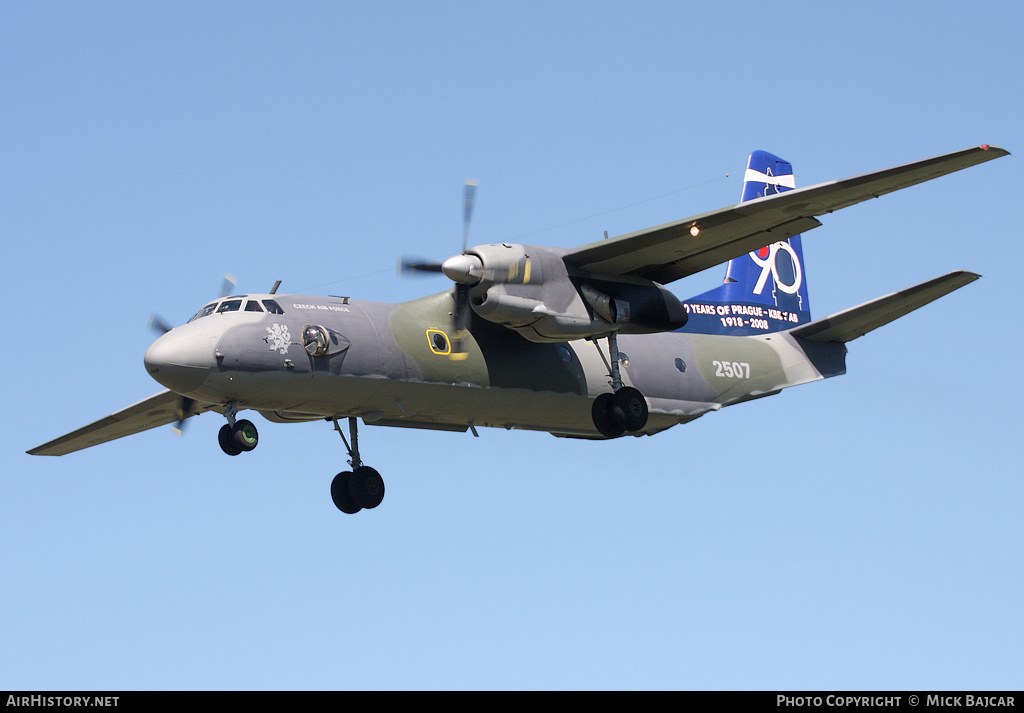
[675,357,687,373]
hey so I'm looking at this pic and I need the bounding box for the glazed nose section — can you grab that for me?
[144,330,214,394]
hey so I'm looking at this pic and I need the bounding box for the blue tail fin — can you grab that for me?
[679,150,812,335]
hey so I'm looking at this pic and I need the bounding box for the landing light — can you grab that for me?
[689,225,700,237]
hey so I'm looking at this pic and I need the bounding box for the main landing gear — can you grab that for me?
[329,416,385,514]
[218,402,259,456]
[591,332,649,438]
[213,405,382,514]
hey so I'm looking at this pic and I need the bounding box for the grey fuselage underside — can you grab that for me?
[174,291,847,438]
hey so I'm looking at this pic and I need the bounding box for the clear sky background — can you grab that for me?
[3,1,1021,691]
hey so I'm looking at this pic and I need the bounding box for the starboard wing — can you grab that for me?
[28,390,219,456]
[563,145,1008,284]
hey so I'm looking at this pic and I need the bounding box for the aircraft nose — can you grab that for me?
[144,330,214,394]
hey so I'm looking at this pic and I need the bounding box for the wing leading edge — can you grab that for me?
[563,145,1008,283]
[28,390,220,456]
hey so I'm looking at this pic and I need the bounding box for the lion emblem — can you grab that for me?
[265,323,292,354]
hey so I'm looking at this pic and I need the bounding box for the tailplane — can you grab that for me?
[680,150,812,335]
[791,270,979,343]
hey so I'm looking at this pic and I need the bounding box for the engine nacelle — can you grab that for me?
[575,277,689,334]
[462,243,687,342]
[470,292,546,327]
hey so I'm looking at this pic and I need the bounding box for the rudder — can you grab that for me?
[679,150,812,335]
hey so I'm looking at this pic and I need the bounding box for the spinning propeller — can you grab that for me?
[149,273,237,336]
[171,397,195,436]
[399,181,482,360]
[147,273,237,435]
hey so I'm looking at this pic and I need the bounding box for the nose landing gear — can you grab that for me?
[217,403,260,455]
[329,417,385,514]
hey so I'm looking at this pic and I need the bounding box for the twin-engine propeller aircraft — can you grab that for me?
[29,145,1008,514]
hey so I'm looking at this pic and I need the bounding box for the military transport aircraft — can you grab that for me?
[29,145,1008,514]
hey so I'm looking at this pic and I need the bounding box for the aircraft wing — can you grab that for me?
[563,145,1008,284]
[789,270,980,343]
[28,390,220,456]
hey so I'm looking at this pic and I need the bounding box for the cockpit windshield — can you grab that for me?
[190,303,217,322]
[217,299,243,313]
[189,297,286,322]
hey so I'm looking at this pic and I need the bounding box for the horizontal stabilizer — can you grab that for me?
[790,270,979,343]
[28,390,219,456]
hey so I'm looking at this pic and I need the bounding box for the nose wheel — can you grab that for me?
[330,417,385,514]
[218,418,259,455]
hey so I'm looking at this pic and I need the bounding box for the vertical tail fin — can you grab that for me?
[679,150,812,335]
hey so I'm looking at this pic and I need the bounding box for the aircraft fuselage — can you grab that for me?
[144,290,847,439]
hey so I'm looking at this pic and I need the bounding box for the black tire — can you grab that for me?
[331,472,362,514]
[218,424,243,456]
[592,392,625,438]
[348,466,385,509]
[231,419,259,452]
[613,387,648,432]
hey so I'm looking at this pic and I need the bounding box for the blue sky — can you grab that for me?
[3,1,1021,690]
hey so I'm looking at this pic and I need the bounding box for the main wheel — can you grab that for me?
[348,466,385,509]
[592,392,625,438]
[218,424,243,456]
[612,387,648,432]
[331,471,362,514]
[231,419,259,452]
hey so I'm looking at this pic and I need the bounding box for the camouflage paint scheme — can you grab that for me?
[147,287,840,439]
[28,145,1003,458]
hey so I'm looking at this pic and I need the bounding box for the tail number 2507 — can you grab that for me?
[712,360,751,379]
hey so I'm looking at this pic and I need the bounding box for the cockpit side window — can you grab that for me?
[244,300,264,312]
[262,299,285,314]
[217,300,242,313]
[190,303,218,322]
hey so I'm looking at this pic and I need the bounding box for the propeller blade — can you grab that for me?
[450,284,471,361]
[399,257,445,275]
[149,313,173,335]
[171,396,195,436]
[463,179,478,254]
[220,273,238,297]
[399,180,480,282]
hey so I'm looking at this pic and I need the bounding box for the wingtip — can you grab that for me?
[979,144,1010,157]
[950,269,982,281]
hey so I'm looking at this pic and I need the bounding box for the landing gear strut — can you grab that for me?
[330,417,385,514]
[218,402,259,455]
[591,332,649,438]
